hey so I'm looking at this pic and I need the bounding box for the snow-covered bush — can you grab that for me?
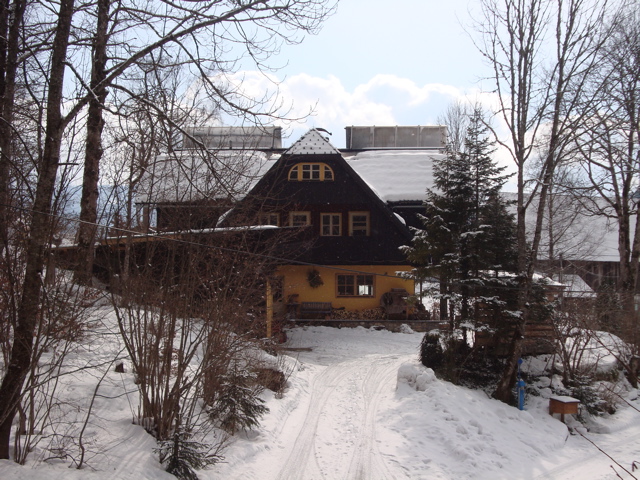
[397,362,437,391]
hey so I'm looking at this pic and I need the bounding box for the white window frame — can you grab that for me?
[321,213,342,236]
[349,211,370,236]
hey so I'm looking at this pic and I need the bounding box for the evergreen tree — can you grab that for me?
[156,428,224,480]
[407,107,516,329]
[207,362,268,434]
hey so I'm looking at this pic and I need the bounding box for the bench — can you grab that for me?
[300,302,333,319]
[549,396,580,423]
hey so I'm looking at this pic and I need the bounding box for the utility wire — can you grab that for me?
[575,428,638,480]
[0,201,626,294]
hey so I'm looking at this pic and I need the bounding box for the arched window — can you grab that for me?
[288,163,334,181]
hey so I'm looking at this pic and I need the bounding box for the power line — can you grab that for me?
[1,201,630,296]
[574,428,638,480]
[3,202,413,280]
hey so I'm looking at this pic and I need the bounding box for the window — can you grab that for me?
[349,211,370,236]
[258,213,279,226]
[302,164,320,180]
[337,274,374,297]
[289,211,310,227]
[321,213,341,236]
[288,163,334,181]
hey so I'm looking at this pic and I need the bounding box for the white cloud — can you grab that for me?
[212,70,520,190]
[222,71,494,147]
[218,70,514,186]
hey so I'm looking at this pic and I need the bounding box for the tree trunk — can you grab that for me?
[439,278,448,322]
[492,327,522,404]
[0,0,26,249]
[75,0,110,285]
[0,0,74,458]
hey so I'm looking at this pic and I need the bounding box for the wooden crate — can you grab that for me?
[549,396,580,423]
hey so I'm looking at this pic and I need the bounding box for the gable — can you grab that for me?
[222,129,413,265]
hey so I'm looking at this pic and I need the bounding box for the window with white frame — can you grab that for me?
[289,211,310,227]
[321,213,341,236]
[349,211,370,236]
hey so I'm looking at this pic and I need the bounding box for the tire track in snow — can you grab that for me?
[346,355,402,480]
[276,355,404,480]
[276,361,348,480]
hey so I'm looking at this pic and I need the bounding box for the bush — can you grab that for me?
[207,364,268,434]
[255,367,287,393]
[156,430,223,480]
[420,332,503,391]
[419,333,444,369]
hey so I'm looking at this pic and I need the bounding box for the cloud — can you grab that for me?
[214,70,518,189]
[218,70,511,181]
[221,71,493,146]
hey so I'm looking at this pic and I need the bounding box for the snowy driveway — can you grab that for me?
[210,326,419,480]
[275,354,401,480]
[210,326,640,480]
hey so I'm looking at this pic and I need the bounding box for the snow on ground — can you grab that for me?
[207,326,640,480]
[1,315,639,480]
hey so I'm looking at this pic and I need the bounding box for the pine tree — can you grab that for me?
[207,362,268,434]
[156,428,223,480]
[407,107,516,329]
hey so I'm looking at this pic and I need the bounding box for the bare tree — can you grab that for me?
[569,4,640,358]
[473,0,615,402]
[73,0,335,284]
[437,100,472,155]
[74,0,111,285]
[0,0,334,460]
[0,0,77,459]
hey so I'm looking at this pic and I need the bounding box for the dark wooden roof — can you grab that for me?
[222,129,413,266]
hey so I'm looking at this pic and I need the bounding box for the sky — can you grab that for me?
[228,0,495,149]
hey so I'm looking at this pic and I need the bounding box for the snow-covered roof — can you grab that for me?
[503,192,626,263]
[138,141,440,205]
[137,149,277,204]
[346,150,440,202]
[136,129,627,266]
[552,273,596,298]
[286,129,341,155]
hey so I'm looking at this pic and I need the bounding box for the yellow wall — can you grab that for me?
[276,264,414,311]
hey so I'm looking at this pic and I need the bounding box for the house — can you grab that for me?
[218,129,425,328]
[119,126,448,334]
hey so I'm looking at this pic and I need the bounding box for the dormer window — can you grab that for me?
[288,163,334,181]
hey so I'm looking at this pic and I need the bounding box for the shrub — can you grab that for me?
[207,364,268,434]
[419,333,444,369]
[156,430,223,480]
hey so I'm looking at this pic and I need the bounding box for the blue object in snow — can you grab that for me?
[517,378,526,410]
[517,358,525,410]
